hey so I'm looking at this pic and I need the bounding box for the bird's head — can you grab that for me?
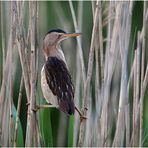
[43,29,81,58]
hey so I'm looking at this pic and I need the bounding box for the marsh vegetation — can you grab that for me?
[0,1,148,147]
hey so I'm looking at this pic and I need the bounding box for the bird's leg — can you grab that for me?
[75,106,87,121]
[26,101,55,112]
[36,104,55,109]
[33,103,55,112]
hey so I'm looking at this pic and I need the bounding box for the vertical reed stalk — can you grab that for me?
[69,0,86,84]
[98,1,104,83]
[8,2,13,146]
[113,2,133,146]
[139,2,147,146]
[78,1,99,146]
[25,2,38,146]
[73,1,83,146]
[14,76,23,147]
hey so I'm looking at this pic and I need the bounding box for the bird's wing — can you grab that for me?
[44,57,75,115]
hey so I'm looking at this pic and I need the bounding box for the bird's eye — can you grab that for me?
[58,34,62,39]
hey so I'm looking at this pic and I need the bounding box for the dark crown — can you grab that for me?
[44,29,66,39]
[47,29,66,34]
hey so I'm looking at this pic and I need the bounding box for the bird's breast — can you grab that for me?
[41,65,58,107]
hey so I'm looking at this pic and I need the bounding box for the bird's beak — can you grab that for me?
[63,33,81,37]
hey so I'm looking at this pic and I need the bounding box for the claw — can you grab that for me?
[26,102,30,106]
[80,115,87,122]
[32,108,37,112]
[75,106,87,122]
[32,105,40,112]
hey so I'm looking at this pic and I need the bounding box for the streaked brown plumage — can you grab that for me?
[41,29,80,115]
[45,56,75,115]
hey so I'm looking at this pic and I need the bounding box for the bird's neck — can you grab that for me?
[44,45,67,64]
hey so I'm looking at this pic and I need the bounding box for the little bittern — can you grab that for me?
[40,29,85,118]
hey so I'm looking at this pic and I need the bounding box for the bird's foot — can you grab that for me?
[26,102,39,112]
[26,102,30,106]
[80,115,87,122]
[75,106,87,122]
[32,107,38,112]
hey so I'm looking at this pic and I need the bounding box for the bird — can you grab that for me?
[39,28,85,118]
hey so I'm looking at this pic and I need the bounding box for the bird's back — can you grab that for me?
[44,57,75,115]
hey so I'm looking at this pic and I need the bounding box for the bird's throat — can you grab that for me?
[44,46,67,64]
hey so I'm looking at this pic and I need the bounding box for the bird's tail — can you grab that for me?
[58,99,75,116]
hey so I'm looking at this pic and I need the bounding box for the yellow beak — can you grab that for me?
[63,33,81,37]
